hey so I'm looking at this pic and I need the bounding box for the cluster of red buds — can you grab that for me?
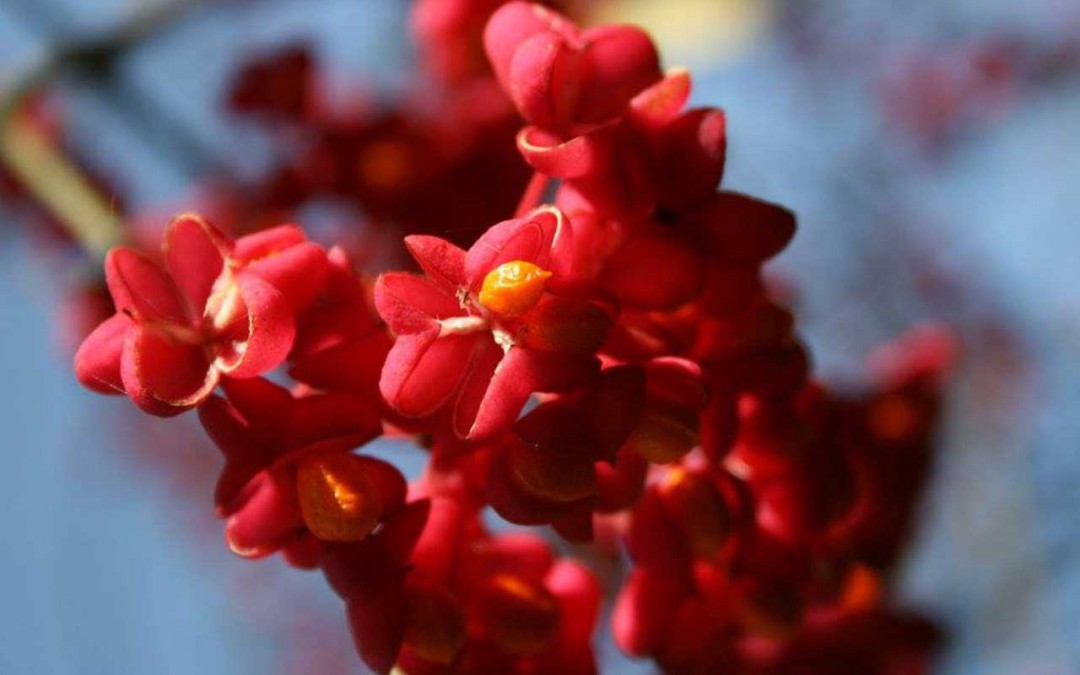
[72,2,954,673]
[220,11,532,254]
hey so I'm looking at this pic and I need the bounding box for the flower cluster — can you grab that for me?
[72,2,954,673]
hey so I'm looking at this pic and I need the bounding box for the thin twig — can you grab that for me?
[0,0,202,259]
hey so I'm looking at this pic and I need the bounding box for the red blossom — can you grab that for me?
[64,3,956,673]
[375,207,608,439]
[74,214,327,415]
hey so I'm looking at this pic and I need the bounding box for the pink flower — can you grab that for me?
[484,2,662,133]
[374,207,610,439]
[74,213,327,415]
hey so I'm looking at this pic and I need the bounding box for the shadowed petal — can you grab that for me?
[381,330,480,418]
[404,235,467,289]
[120,325,218,416]
[198,395,272,516]
[465,208,568,289]
[630,68,693,128]
[285,393,383,448]
[243,241,329,312]
[508,31,582,130]
[690,192,796,262]
[163,213,230,313]
[217,275,295,378]
[347,587,407,674]
[288,332,391,396]
[575,25,661,124]
[224,470,303,558]
[105,247,189,324]
[74,313,131,394]
[375,272,464,336]
[484,2,578,93]
[455,345,598,440]
[233,224,305,259]
[602,228,704,309]
[613,570,687,657]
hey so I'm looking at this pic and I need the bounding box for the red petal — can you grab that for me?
[645,357,707,410]
[347,587,406,674]
[562,139,655,218]
[602,227,704,309]
[649,108,727,206]
[281,532,322,570]
[285,393,382,448]
[357,455,408,517]
[378,499,432,564]
[243,241,329,312]
[585,365,647,458]
[467,533,554,589]
[612,570,686,657]
[595,446,647,511]
[488,452,580,526]
[517,126,609,179]
[404,235,467,289]
[452,341,515,439]
[484,2,578,94]
[508,31,582,129]
[312,506,423,600]
[409,496,465,583]
[626,490,690,573]
[575,24,661,124]
[121,325,217,415]
[105,247,189,324]
[233,223,305,260]
[508,437,598,503]
[381,331,479,418]
[465,208,568,289]
[217,275,295,378]
[691,192,796,262]
[74,313,131,394]
[163,213,230,313]
[554,209,624,282]
[224,470,302,558]
[218,376,294,435]
[519,295,613,354]
[288,332,391,395]
[546,559,601,641]
[630,68,693,128]
[700,265,761,317]
[199,396,270,516]
[455,345,599,440]
[552,507,594,542]
[374,272,463,336]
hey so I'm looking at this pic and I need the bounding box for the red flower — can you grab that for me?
[200,377,397,560]
[227,44,315,122]
[484,2,662,134]
[486,365,646,540]
[288,246,392,407]
[74,214,327,416]
[374,207,609,439]
[64,4,958,673]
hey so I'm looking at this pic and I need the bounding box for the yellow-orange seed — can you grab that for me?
[477,574,561,656]
[296,454,380,542]
[660,468,732,558]
[627,406,701,464]
[478,260,552,316]
[840,563,883,612]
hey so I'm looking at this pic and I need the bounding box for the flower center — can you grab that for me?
[296,454,379,542]
[478,260,552,316]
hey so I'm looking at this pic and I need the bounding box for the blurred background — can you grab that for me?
[0,0,1077,673]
